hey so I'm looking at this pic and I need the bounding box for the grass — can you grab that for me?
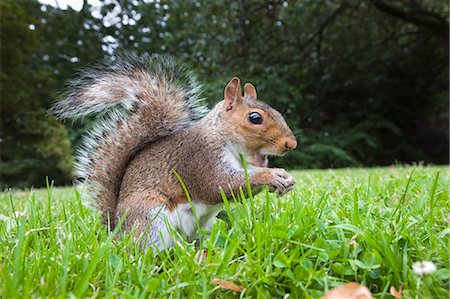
[0,165,449,298]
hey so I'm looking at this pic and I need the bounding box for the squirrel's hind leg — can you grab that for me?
[143,202,222,252]
[124,204,179,252]
[141,203,207,251]
[118,190,179,251]
[118,191,222,252]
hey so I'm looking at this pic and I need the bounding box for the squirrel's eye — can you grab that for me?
[248,112,263,125]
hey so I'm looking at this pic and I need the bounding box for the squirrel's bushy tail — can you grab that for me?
[50,53,207,227]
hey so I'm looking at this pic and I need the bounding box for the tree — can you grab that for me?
[0,0,73,188]
[1,0,448,187]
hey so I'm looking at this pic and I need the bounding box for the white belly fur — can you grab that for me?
[148,142,251,252]
[149,202,222,251]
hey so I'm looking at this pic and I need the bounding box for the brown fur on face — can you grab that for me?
[222,78,297,157]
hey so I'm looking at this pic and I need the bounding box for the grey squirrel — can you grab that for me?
[51,54,297,251]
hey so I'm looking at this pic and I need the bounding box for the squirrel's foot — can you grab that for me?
[267,168,296,196]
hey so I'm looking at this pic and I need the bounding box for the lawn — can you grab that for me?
[0,166,449,298]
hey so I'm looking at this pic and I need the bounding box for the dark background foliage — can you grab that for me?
[0,0,448,188]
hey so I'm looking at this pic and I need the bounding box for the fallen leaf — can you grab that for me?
[194,249,208,263]
[390,285,403,299]
[212,278,244,292]
[322,282,372,299]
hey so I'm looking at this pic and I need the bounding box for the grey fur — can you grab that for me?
[50,53,208,226]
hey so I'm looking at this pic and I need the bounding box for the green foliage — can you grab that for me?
[0,166,448,297]
[0,0,448,187]
[0,0,73,188]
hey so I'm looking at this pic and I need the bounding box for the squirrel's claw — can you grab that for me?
[268,168,296,196]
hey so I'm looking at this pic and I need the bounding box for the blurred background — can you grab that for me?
[1,0,448,188]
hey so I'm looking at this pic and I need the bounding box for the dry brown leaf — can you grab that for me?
[390,285,403,299]
[322,282,372,299]
[212,278,244,292]
[194,249,208,263]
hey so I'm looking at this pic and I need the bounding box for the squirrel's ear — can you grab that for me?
[224,77,242,111]
[244,83,257,99]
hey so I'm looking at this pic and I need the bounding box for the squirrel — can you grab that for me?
[50,53,297,251]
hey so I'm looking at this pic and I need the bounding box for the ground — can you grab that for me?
[0,165,449,298]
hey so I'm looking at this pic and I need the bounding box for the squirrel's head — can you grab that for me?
[221,77,297,167]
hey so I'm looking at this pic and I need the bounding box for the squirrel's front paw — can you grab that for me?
[268,168,296,196]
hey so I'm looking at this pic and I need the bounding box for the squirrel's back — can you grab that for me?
[50,54,208,227]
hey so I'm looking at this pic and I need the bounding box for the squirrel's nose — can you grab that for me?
[284,137,297,152]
